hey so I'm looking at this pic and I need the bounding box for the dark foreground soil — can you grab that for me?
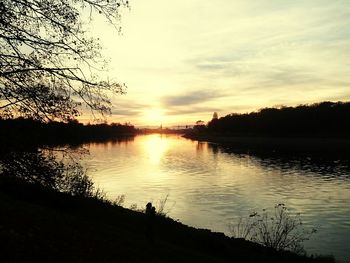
[0,179,334,263]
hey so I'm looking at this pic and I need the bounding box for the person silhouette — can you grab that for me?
[145,202,152,215]
[145,202,156,241]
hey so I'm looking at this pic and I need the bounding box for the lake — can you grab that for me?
[83,134,350,262]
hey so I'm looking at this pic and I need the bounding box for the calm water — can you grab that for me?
[83,134,350,262]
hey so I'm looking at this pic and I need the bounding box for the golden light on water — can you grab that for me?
[142,134,169,165]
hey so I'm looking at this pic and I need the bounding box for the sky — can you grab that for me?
[85,0,350,126]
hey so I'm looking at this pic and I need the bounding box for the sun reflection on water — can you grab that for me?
[142,134,169,165]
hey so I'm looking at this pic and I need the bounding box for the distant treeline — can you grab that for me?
[139,128,191,135]
[205,101,350,137]
[0,118,136,148]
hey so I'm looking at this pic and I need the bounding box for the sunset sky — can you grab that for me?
[87,0,350,126]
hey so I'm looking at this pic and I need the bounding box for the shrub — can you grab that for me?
[0,150,101,199]
[113,194,125,206]
[155,194,169,216]
[229,204,316,254]
[155,194,176,217]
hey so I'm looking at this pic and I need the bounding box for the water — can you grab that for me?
[83,134,350,262]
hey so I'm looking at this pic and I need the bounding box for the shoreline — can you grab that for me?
[0,178,334,263]
[183,133,350,156]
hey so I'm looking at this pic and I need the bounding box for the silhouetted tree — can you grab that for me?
[195,120,205,126]
[193,120,206,133]
[0,0,129,121]
[207,102,350,137]
[0,117,136,148]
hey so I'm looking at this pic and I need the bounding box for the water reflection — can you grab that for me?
[144,134,170,165]
[205,142,350,181]
[85,134,350,262]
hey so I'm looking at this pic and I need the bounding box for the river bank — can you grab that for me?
[183,133,350,156]
[0,178,334,263]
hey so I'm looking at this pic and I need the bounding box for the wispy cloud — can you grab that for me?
[162,90,225,107]
[110,101,148,117]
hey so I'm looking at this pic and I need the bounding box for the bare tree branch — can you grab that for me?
[0,0,129,121]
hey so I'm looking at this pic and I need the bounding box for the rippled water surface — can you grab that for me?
[83,134,350,262]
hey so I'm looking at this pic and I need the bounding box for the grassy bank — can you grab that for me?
[0,178,334,263]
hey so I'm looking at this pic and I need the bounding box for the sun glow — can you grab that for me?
[142,134,169,165]
[143,108,165,125]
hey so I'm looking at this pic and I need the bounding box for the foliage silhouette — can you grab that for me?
[0,149,103,198]
[0,0,128,121]
[0,117,136,148]
[229,204,317,254]
[206,102,350,137]
[113,194,126,206]
[155,194,171,217]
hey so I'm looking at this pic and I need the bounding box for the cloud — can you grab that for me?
[165,106,220,116]
[111,101,148,117]
[162,90,225,107]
